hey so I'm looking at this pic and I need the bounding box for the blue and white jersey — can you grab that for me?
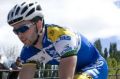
[20,24,105,73]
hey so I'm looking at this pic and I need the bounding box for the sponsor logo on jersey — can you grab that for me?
[60,35,71,40]
[47,26,75,42]
[61,44,72,56]
[48,49,60,58]
[27,50,53,64]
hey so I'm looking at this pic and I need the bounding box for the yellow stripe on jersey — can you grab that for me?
[23,63,36,66]
[47,26,76,42]
[74,73,93,79]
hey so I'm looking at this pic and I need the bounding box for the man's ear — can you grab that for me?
[36,20,42,31]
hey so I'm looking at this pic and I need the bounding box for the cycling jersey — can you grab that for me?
[20,24,108,79]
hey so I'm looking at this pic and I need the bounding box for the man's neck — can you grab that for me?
[34,37,42,49]
[34,28,45,49]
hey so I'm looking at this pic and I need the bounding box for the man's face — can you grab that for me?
[12,20,38,46]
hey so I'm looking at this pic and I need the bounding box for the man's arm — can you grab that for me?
[19,63,36,79]
[59,55,77,79]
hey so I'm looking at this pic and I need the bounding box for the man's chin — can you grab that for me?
[24,43,32,46]
[24,41,34,46]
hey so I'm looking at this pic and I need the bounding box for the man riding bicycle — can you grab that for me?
[7,1,108,79]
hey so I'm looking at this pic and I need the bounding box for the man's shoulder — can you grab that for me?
[21,46,40,52]
[20,46,40,63]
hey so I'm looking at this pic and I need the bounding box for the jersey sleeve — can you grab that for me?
[54,34,79,58]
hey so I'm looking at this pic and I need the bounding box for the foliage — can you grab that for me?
[107,58,117,74]
[104,48,109,59]
[94,39,103,56]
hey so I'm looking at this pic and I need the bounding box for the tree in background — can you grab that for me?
[108,43,120,63]
[0,45,20,67]
[109,43,117,57]
[107,58,118,74]
[3,45,19,60]
[94,39,103,56]
[104,48,109,59]
[109,43,117,58]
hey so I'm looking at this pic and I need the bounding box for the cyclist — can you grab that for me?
[7,1,108,79]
